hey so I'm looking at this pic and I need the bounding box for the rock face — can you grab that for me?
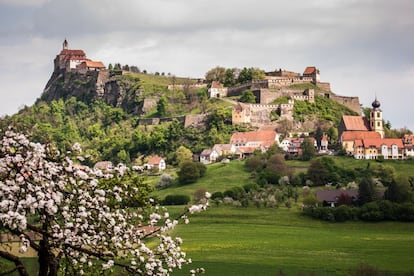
[41,69,144,114]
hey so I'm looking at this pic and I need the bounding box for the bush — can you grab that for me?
[334,205,354,222]
[223,186,245,200]
[177,161,206,185]
[163,194,191,205]
[156,173,174,189]
[378,200,398,220]
[359,202,384,221]
[243,183,259,193]
[397,202,414,221]
[211,191,224,200]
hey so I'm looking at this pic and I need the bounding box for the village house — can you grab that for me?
[146,156,166,171]
[340,131,381,155]
[403,134,414,157]
[354,138,405,160]
[281,137,317,156]
[200,149,219,164]
[230,130,280,157]
[208,81,228,98]
[212,144,236,157]
[316,190,358,207]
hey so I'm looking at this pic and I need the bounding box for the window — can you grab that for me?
[377,122,381,127]
[377,112,380,118]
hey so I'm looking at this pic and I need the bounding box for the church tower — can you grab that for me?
[63,38,68,50]
[370,97,384,138]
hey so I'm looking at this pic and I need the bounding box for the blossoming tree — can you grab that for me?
[0,130,209,276]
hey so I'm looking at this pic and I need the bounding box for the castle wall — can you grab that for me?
[329,95,361,114]
[317,82,331,91]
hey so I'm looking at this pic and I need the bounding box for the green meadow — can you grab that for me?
[169,206,414,275]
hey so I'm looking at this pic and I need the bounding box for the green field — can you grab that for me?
[168,206,414,276]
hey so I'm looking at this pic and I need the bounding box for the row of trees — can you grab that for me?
[205,66,266,87]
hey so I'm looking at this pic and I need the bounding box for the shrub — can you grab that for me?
[163,194,191,205]
[334,205,354,222]
[243,183,259,193]
[156,173,174,189]
[177,161,206,185]
[378,200,397,220]
[211,191,224,200]
[397,202,414,221]
[359,202,384,221]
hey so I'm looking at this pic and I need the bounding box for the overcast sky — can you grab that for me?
[1,0,413,130]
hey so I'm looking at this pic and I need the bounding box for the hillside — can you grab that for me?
[0,64,369,166]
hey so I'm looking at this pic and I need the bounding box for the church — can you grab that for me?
[339,98,405,159]
[54,39,105,72]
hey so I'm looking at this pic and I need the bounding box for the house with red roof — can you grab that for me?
[230,130,279,157]
[303,66,320,83]
[354,138,405,160]
[340,131,381,155]
[146,156,166,171]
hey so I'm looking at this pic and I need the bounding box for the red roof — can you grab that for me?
[230,131,277,148]
[341,116,370,131]
[148,156,163,165]
[80,60,105,68]
[303,66,316,75]
[362,138,404,149]
[316,190,358,202]
[211,81,224,89]
[341,131,381,141]
[60,49,86,57]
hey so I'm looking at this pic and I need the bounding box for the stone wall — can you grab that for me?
[328,95,361,114]
[317,82,331,91]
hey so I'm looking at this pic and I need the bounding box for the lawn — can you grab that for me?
[169,205,414,275]
[152,161,255,201]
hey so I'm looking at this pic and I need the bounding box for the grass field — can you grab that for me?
[168,205,414,276]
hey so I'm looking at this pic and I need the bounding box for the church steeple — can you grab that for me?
[63,38,68,50]
[370,97,384,138]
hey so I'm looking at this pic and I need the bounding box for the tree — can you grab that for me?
[237,67,265,84]
[223,68,236,87]
[177,161,206,185]
[239,90,256,103]
[358,176,377,205]
[385,176,413,203]
[0,130,209,276]
[157,96,168,117]
[205,66,226,84]
[300,138,316,161]
[314,127,323,149]
[174,145,193,166]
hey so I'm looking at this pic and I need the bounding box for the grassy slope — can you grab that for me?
[171,206,414,276]
[152,161,254,200]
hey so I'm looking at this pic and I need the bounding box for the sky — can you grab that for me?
[1,0,413,130]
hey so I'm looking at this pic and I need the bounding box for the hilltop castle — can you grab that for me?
[54,39,105,73]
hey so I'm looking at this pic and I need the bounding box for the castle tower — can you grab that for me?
[63,38,68,50]
[370,97,384,138]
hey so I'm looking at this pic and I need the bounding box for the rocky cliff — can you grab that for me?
[41,69,146,114]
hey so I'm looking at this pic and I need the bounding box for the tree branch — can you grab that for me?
[0,250,29,276]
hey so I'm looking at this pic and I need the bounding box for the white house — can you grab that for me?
[200,149,219,164]
[147,156,166,171]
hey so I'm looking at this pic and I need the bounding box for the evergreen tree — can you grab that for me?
[358,176,377,205]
